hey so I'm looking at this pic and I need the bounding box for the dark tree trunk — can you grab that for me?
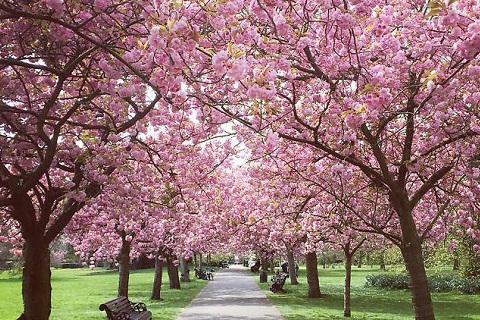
[453,254,460,271]
[118,235,132,297]
[259,256,268,283]
[356,250,363,268]
[180,257,190,282]
[151,254,164,300]
[20,234,52,320]
[305,251,321,298]
[343,238,366,318]
[261,256,268,271]
[344,247,353,317]
[167,257,181,289]
[380,250,386,271]
[398,209,435,320]
[287,249,299,285]
[193,252,198,269]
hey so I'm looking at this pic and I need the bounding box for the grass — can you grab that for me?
[2,265,479,319]
[257,265,480,320]
[0,267,207,320]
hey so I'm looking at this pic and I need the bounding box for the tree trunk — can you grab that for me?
[193,252,198,269]
[180,257,190,282]
[344,249,353,317]
[118,235,131,297]
[167,257,181,289]
[287,249,299,285]
[380,250,386,271]
[151,254,164,300]
[356,250,363,268]
[305,251,321,298]
[399,210,435,320]
[261,256,268,271]
[20,235,52,320]
[452,255,459,271]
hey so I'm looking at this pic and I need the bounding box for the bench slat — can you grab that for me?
[100,296,152,320]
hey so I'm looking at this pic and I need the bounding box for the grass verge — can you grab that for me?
[0,267,207,320]
[257,266,480,320]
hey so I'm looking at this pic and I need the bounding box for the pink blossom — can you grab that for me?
[466,228,475,237]
[331,164,344,175]
[265,130,278,149]
[149,26,166,49]
[45,0,65,16]
[210,16,226,30]
[448,240,458,252]
[13,249,23,257]
[219,0,243,15]
[93,0,108,10]
[176,202,186,210]
[246,84,275,100]
[171,19,189,35]
[212,50,229,76]
[440,10,460,27]
[344,113,363,129]
[227,59,247,81]
[273,13,289,35]
[72,191,87,202]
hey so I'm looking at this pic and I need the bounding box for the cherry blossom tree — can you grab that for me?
[3,2,480,320]
[66,112,236,295]
[0,1,199,318]
[188,1,480,319]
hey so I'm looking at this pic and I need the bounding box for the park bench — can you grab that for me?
[194,267,214,280]
[99,296,152,320]
[270,272,288,293]
[250,260,260,273]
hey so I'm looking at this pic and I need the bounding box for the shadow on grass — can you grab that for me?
[0,278,22,283]
[266,285,414,319]
[261,275,480,320]
[80,269,119,276]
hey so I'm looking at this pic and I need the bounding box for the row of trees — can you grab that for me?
[1,1,480,320]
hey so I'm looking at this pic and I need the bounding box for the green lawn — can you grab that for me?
[3,265,479,320]
[258,266,480,320]
[0,268,207,320]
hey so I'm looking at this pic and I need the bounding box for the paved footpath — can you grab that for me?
[175,264,283,320]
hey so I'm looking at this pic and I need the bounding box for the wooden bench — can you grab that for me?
[99,296,152,320]
[250,261,260,273]
[194,267,214,280]
[270,272,288,293]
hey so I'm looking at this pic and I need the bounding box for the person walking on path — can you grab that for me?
[176,264,283,320]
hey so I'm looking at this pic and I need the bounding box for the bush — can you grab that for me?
[456,277,480,294]
[427,274,460,292]
[365,274,409,290]
[365,273,480,294]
